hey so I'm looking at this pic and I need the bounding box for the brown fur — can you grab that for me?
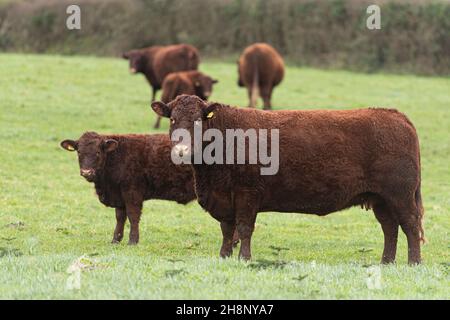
[237,43,284,110]
[60,132,196,245]
[152,95,424,264]
[123,44,200,128]
[154,71,218,128]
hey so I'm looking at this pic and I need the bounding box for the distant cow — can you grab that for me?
[123,44,200,127]
[60,132,196,245]
[152,95,425,265]
[238,43,284,110]
[153,71,218,128]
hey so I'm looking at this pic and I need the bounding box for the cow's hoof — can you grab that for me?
[238,254,251,261]
[220,252,233,259]
[111,239,121,244]
[127,240,138,246]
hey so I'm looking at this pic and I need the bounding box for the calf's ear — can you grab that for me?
[151,101,171,118]
[122,52,129,59]
[212,79,219,84]
[102,139,118,153]
[60,140,77,152]
[203,103,220,120]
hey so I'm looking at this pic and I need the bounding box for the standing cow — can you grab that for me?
[238,43,284,110]
[123,44,200,128]
[155,71,218,128]
[60,132,196,245]
[151,95,425,265]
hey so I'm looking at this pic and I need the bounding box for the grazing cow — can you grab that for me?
[238,43,284,110]
[154,71,218,128]
[123,44,200,128]
[60,132,196,245]
[151,95,425,265]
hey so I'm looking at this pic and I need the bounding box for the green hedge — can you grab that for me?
[0,0,449,75]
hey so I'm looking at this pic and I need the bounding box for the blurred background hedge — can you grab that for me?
[0,0,448,75]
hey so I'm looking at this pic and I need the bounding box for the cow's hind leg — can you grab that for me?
[220,220,236,258]
[112,207,127,244]
[389,200,422,265]
[373,201,399,264]
[261,85,273,110]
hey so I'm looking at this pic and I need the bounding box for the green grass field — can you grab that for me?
[0,53,449,299]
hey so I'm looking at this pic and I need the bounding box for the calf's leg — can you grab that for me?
[125,202,142,245]
[112,207,127,244]
[220,220,236,258]
[373,202,398,264]
[153,116,162,129]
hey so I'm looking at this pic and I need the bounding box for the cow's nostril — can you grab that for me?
[80,169,94,177]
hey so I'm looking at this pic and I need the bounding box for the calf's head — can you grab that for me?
[151,95,219,160]
[122,50,147,74]
[60,132,118,182]
[194,74,218,100]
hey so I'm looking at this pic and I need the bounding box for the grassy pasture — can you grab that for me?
[0,53,449,299]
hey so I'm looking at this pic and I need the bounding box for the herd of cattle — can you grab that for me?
[60,43,425,264]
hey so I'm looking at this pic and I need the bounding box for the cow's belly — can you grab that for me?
[258,167,367,215]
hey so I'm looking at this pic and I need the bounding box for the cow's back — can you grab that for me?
[153,44,200,85]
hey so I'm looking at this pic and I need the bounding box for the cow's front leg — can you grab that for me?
[235,192,258,261]
[125,202,143,245]
[220,220,236,258]
[112,207,127,243]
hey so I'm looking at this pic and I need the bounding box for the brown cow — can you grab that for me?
[238,43,284,110]
[123,44,200,128]
[152,95,425,265]
[60,132,196,245]
[153,71,218,128]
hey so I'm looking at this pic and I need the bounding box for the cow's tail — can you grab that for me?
[415,178,426,244]
[250,57,259,108]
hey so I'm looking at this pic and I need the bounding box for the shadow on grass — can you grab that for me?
[164,269,187,277]
[0,247,23,258]
[247,259,288,270]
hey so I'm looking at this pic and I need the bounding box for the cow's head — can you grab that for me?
[151,95,220,160]
[122,49,147,74]
[193,73,218,100]
[60,132,118,182]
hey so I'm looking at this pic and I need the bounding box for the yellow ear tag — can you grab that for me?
[207,112,214,119]
[67,145,75,151]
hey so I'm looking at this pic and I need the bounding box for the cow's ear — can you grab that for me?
[203,103,220,120]
[60,139,77,152]
[102,139,118,153]
[212,79,219,84]
[151,101,171,118]
[122,52,129,59]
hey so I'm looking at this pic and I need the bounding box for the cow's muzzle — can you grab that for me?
[173,144,191,159]
[80,168,96,181]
